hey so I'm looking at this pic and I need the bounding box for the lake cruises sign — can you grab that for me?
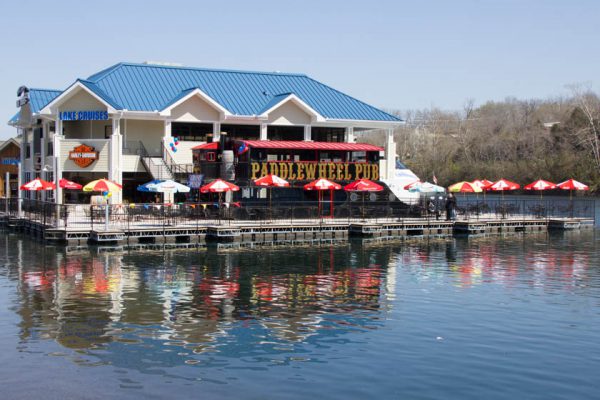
[250,162,379,181]
[59,110,109,121]
[68,144,98,168]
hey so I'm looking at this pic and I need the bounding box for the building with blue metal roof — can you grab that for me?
[11,62,402,204]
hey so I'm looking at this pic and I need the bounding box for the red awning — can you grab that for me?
[240,140,383,152]
[192,142,219,150]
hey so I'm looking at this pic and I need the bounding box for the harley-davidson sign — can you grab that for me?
[68,144,98,168]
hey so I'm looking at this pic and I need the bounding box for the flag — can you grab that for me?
[432,173,438,185]
[237,142,249,155]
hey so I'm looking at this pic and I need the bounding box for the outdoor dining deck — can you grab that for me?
[1,197,594,246]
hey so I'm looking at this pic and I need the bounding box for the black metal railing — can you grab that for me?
[1,197,596,231]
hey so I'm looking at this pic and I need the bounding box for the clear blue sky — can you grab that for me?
[1,0,599,139]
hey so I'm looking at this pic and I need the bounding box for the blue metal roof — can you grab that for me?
[8,88,62,124]
[83,63,401,122]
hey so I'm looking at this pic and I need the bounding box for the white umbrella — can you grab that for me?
[146,180,190,193]
[407,181,445,193]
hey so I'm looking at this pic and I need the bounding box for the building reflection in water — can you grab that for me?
[5,230,593,372]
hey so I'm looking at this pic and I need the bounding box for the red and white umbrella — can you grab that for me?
[558,179,589,200]
[20,178,56,191]
[524,179,557,191]
[343,178,383,192]
[59,178,83,190]
[304,178,341,218]
[557,179,589,191]
[254,174,289,219]
[303,178,341,191]
[254,174,290,188]
[472,179,493,190]
[524,179,556,199]
[487,179,520,191]
[344,179,383,219]
[200,179,240,193]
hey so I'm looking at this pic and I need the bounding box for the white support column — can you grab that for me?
[41,121,49,201]
[260,123,268,140]
[54,119,63,204]
[109,117,123,204]
[383,128,396,180]
[304,125,311,141]
[213,122,221,142]
[345,126,355,143]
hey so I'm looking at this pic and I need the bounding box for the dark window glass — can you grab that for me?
[172,123,213,142]
[311,127,345,142]
[267,126,304,141]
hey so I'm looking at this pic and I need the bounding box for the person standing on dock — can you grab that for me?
[445,193,457,220]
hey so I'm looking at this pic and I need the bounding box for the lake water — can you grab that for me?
[1,231,599,399]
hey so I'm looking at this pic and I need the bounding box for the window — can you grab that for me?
[312,127,345,142]
[220,124,260,140]
[172,123,213,141]
[206,152,216,161]
[26,145,31,159]
[267,126,304,141]
[47,142,53,156]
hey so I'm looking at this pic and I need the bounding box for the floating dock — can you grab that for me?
[0,214,594,246]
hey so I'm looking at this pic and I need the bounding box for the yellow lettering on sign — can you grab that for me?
[269,162,279,176]
[288,163,296,180]
[344,164,351,180]
[372,164,379,180]
[318,163,327,178]
[251,163,261,180]
[355,163,363,179]
[279,163,288,180]
[336,164,344,180]
[363,164,371,180]
[297,163,305,180]
[328,163,335,180]
[261,163,269,177]
[306,163,317,180]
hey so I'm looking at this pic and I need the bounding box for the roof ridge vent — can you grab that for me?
[142,61,184,67]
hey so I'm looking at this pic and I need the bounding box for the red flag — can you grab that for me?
[432,173,438,185]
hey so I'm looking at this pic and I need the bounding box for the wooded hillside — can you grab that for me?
[364,87,600,191]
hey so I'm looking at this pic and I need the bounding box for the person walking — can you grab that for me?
[445,193,457,220]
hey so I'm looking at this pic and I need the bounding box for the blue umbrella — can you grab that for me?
[137,179,163,192]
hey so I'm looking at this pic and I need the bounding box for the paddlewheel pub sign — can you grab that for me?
[68,144,98,168]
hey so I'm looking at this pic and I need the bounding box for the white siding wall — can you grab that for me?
[60,139,109,172]
[164,140,198,164]
[125,120,164,156]
[171,96,220,122]
[122,154,145,172]
[268,101,312,125]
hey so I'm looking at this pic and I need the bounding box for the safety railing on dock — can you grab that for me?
[0,197,595,230]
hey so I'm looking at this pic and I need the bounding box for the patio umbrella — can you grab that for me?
[448,181,482,193]
[406,181,445,193]
[200,179,240,193]
[487,179,520,210]
[82,179,123,231]
[254,174,290,219]
[344,178,384,219]
[487,179,520,192]
[59,178,83,190]
[146,180,190,193]
[82,178,123,193]
[20,178,56,191]
[304,178,342,218]
[557,179,589,200]
[200,179,240,218]
[524,179,556,199]
[137,179,163,192]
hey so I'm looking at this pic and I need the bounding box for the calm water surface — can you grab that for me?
[1,231,599,399]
